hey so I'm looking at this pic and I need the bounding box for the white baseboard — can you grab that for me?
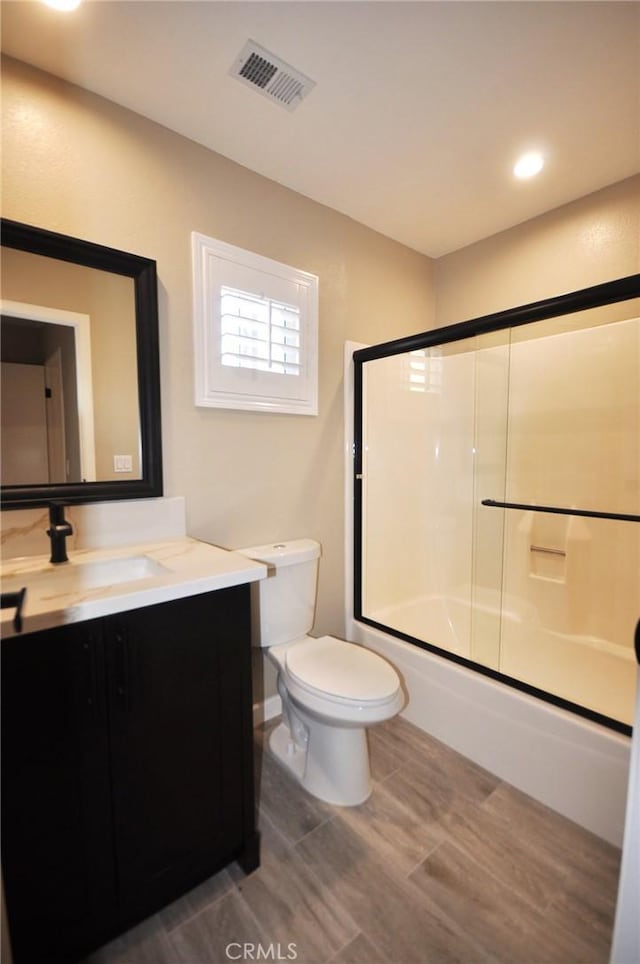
[253,693,282,728]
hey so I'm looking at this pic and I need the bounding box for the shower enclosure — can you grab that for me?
[354,276,640,732]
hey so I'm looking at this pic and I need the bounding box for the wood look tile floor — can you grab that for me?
[86,717,621,964]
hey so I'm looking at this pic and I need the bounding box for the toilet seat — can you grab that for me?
[284,635,400,707]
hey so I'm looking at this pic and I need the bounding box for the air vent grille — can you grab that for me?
[239,52,278,89]
[230,40,315,112]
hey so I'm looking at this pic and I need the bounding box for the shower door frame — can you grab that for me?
[353,273,640,736]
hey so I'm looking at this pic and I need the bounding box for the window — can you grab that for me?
[220,287,301,375]
[192,233,318,415]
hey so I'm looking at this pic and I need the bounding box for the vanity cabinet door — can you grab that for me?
[1,620,117,964]
[106,584,254,924]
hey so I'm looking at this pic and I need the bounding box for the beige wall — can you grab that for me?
[1,58,435,699]
[434,175,640,325]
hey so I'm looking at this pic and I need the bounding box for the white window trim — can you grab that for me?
[192,233,319,415]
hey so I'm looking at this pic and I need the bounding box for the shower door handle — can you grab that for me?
[481,499,640,524]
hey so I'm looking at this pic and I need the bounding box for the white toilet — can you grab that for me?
[235,539,404,806]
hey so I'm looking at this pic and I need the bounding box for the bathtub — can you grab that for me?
[368,591,636,727]
[348,608,632,846]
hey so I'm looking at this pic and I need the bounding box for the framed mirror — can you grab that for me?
[1,219,163,508]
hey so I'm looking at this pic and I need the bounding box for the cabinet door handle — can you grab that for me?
[114,627,131,711]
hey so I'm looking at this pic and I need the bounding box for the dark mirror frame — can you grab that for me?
[1,218,163,508]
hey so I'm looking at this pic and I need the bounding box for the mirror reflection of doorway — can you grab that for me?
[2,359,48,483]
[1,305,96,484]
[1,322,73,483]
[44,347,67,483]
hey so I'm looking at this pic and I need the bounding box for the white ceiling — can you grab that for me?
[1,1,639,257]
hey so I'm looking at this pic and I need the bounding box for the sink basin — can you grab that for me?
[0,537,266,636]
[2,555,170,596]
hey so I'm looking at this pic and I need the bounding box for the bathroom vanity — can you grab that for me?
[1,538,265,964]
[0,223,266,961]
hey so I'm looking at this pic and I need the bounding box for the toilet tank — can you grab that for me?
[234,539,321,648]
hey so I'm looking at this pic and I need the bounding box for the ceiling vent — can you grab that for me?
[230,40,316,112]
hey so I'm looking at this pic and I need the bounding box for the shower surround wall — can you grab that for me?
[498,317,639,722]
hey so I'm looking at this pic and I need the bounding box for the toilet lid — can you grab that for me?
[284,636,399,703]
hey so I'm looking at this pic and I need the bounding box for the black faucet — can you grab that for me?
[47,502,73,564]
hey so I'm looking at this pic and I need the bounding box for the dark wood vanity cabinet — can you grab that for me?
[1,619,116,963]
[1,585,259,964]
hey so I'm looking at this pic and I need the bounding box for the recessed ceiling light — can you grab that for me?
[43,0,82,10]
[513,151,545,180]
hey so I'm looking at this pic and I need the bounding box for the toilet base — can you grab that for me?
[269,716,372,806]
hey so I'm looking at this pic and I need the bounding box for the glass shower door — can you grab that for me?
[495,311,640,724]
[355,280,640,731]
[360,339,478,659]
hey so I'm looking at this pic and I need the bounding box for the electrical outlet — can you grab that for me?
[113,455,133,473]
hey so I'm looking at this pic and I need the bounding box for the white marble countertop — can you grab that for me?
[1,537,266,638]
